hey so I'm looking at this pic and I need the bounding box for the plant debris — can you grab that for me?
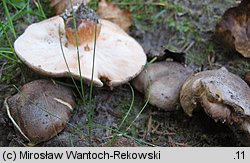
[97,0,132,32]
[50,0,90,15]
[215,0,250,58]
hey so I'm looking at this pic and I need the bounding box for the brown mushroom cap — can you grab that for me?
[5,80,75,144]
[215,0,250,58]
[180,67,250,146]
[14,16,146,87]
[180,67,250,117]
[132,61,193,111]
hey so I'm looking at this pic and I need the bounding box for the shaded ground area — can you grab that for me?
[0,0,249,146]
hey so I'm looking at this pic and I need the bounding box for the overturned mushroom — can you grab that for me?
[215,0,250,58]
[14,4,146,88]
[132,61,193,111]
[180,67,250,146]
[5,80,75,144]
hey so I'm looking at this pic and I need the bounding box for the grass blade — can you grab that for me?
[33,0,46,19]
[126,94,150,131]
[69,0,86,106]
[118,84,135,129]
[58,25,83,100]
[2,0,17,38]
[109,84,135,145]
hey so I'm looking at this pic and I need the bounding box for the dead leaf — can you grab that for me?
[97,0,132,32]
[215,0,250,58]
[50,0,90,15]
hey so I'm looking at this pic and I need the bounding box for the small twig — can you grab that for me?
[113,2,168,7]
[4,97,31,142]
[235,0,241,4]
[151,123,160,133]
[0,61,7,79]
[102,134,123,140]
[151,130,175,136]
[207,54,214,67]
[183,41,195,53]
[180,42,190,52]
[147,112,152,132]
[174,142,189,147]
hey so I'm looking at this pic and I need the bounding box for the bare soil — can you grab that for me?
[0,0,249,147]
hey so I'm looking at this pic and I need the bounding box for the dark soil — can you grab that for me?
[0,0,249,147]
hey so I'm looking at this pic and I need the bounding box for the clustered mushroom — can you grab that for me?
[180,67,250,146]
[134,61,250,145]
[132,61,193,111]
[5,80,75,144]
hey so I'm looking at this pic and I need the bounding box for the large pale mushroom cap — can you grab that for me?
[14,16,146,87]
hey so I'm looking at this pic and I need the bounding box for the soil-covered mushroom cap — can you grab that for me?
[14,7,146,87]
[215,0,250,58]
[5,80,75,144]
[180,67,250,146]
[132,61,193,111]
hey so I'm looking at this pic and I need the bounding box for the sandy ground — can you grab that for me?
[0,0,249,146]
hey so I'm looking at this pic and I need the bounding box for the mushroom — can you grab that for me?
[215,0,250,58]
[180,67,250,146]
[5,80,75,144]
[14,4,146,88]
[132,61,193,111]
